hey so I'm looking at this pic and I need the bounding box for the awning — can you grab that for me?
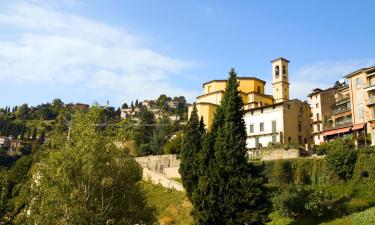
[352,123,365,131]
[323,127,351,136]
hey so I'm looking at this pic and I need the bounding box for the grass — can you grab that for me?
[322,207,375,225]
[142,181,192,225]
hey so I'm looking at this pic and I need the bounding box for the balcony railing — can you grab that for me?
[368,98,375,106]
[364,82,375,90]
[332,106,351,115]
[333,98,350,106]
[324,122,353,131]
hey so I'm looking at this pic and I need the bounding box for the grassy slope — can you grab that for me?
[142,182,192,225]
[268,207,375,225]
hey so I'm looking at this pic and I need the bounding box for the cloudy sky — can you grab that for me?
[0,0,374,107]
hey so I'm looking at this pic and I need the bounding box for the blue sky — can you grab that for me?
[0,0,374,108]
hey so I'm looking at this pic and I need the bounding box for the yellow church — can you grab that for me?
[189,57,290,128]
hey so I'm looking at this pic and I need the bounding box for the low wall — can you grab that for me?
[164,167,181,178]
[260,149,300,161]
[135,154,180,171]
[142,168,184,191]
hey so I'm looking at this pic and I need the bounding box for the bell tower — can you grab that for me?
[272,57,290,103]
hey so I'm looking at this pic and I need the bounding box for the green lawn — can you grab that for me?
[142,182,192,225]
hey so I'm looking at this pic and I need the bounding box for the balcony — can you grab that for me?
[367,98,375,106]
[364,82,375,91]
[333,98,350,107]
[332,106,351,115]
[324,122,353,131]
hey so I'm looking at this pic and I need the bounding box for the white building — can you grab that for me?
[244,100,312,149]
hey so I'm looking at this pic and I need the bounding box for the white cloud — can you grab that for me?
[290,59,375,100]
[0,1,196,104]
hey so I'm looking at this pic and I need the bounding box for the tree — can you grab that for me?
[150,115,173,155]
[179,104,202,201]
[31,127,37,141]
[193,69,268,225]
[15,104,30,120]
[16,107,156,224]
[121,103,129,109]
[133,108,155,155]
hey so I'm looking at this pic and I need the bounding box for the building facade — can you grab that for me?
[189,57,312,149]
[308,87,336,145]
[245,100,312,149]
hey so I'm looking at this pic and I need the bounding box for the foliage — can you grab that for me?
[193,69,268,225]
[163,131,183,154]
[179,104,202,201]
[272,185,334,218]
[325,138,357,181]
[16,107,156,224]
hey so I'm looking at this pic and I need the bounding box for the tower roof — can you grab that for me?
[270,57,290,63]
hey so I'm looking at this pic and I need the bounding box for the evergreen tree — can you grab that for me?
[31,127,37,140]
[179,104,202,201]
[199,116,205,133]
[193,69,268,225]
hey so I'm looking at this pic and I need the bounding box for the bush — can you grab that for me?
[272,185,335,218]
[325,138,357,181]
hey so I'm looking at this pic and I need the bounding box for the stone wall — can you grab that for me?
[135,154,180,172]
[260,148,300,161]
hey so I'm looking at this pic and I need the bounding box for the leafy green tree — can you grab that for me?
[163,131,183,154]
[16,107,156,224]
[15,104,30,120]
[179,105,202,201]
[133,108,155,155]
[193,69,268,225]
[31,127,37,140]
[150,115,173,155]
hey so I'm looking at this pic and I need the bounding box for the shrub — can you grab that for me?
[272,185,335,218]
[272,186,311,218]
[325,138,357,181]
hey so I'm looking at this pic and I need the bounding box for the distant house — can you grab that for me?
[120,108,135,119]
[66,103,90,110]
[0,137,10,148]
[142,100,154,109]
[167,100,178,110]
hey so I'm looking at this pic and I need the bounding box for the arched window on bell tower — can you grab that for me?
[275,66,280,78]
[282,65,286,77]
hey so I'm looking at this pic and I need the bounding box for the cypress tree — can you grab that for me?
[179,104,202,201]
[199,116,205,133]
[193,69,268,225]
[32,127,37,140]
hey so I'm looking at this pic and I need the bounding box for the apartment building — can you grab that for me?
[308,87,336,145]
[345,66,375,145]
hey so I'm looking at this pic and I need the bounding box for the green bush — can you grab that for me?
[325,139,357,181]
[272,185,335,218]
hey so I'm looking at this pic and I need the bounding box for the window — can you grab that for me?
[317,124,321,131]
[249,124,254,133]
[304,138,307,144]
[207,85,211,93]
[300,107,303,113]
[257,86,261,93]
[260,122,264,132]
[316,103,319,108]
[282,65,286,76]
[298,136,302,144]
[275,66,280,78]
[272,135,277,143]
[287,104,290,109]
[288,137,292,142]
[298,123,302,132]
[316,113,320,121]
[356,78,362,88]
[272,120,277,133]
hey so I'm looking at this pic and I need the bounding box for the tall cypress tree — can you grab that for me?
[179,104,202,201]
[193,69,268,225]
